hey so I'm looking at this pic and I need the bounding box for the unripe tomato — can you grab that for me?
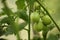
[34,2,39,10]
[42,15,51,25]
[30,12,40,23]
[33,21,44,32]
[34,2,39,7]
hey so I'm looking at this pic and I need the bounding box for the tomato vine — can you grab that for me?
[0,0,60,40]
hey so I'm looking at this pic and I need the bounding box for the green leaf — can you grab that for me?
[0,16,15,25]
[26,0,35,10]
[16,0,25,10]
[19,22,27,30]
[2,7,14,16]
[0,12,6,16]
[0,25,5,36]
[5,23,19,35]
[5,22,27,35]
[0,17,10,24]
[16,10,28,23]
[5,25,14,36]
[0,28,5,36]
[2,0,14,16]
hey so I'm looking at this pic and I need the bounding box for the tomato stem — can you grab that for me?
[16,32,20,40]
[43,31,48,40]
[28,1,31,40]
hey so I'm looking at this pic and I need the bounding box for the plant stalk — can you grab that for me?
[43,31,47,40]
[16,32,20,40]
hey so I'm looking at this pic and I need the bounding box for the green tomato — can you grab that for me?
[34,2,39,10]
[30,12,40,23]
[33,21,44,32]
[42,15,51,25]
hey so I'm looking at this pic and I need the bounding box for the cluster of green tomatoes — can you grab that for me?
[30,11,51,32]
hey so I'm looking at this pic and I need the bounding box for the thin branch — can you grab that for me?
[24,28,29,31]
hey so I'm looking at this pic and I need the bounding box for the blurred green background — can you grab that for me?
[0,0,60,40]
[0,0,60,27]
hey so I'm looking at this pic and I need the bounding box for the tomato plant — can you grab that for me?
[0,0,60,40]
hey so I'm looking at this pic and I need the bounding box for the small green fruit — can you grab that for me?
[34,2,39,10]
[33,21,44,32]
[30,12,40,23]
[42,15,51,25]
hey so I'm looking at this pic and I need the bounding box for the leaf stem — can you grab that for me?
[24,28,29,31]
